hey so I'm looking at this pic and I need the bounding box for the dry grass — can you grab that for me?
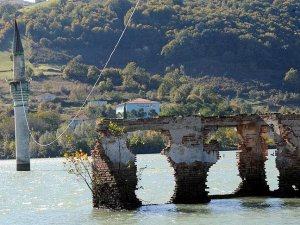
[0,51,13,79]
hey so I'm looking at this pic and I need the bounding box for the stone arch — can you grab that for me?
[203,121,271,197]
[92,114,300,210]
[93,116,220,208]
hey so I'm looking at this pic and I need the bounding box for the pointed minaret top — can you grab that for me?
[13,20,24,55]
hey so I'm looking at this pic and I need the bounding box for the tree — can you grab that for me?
[105,0,131,19]
[137,108,146,118]
[149,74,162,89]
[39,131,62,157]
[121,62,150,91]
[29,111,61,132]
[170,84,192,103]
[87,66,100,80]
[102,68,122,86]
[63,56,89,80]
[73,123,97,151]
[284,68,299,88]
[25,65,35,77]
[148,109,158,117]
[59,0,67,6]
[157,83,168,100]
[98,78,113,92]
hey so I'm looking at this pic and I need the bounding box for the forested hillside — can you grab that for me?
[1,0,300,158]
[1,0,299,83]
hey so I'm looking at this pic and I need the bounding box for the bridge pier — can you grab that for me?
[235,123,269,196]
[163,131,219,204]
[274,116,300,196]
[92,138,141,210]
[169,160,213,203]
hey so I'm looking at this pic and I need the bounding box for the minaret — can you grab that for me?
[10,20,30,171]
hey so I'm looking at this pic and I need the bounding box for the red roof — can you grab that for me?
[126,98,159,104]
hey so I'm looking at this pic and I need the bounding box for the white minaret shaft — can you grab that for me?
[10,20,30,171]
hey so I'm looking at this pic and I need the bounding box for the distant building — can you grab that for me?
[87,100,107,107]
[68,115,91,129]
[35,93,56,103]
[116,98,160,119]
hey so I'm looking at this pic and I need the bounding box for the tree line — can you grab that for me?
[0,0,299,83]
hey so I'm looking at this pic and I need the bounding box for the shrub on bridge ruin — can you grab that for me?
[108,121,125,137]
[64,150,99,194]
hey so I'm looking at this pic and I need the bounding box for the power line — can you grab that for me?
[19,0,141,147]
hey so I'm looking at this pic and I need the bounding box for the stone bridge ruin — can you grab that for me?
[92,113,300,209]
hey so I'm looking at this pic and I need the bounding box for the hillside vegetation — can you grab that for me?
[0,0,299,83]
[1,0,300,158]
[0,51,11,78]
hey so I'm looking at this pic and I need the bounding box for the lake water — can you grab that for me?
[1,150,300,225]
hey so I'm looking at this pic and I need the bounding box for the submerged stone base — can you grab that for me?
[235,149,269,196]
[235,178,270,196]
[276,155,300,196]
[170,161,212,204]
[92,141,141,210]
[16,163,30,171]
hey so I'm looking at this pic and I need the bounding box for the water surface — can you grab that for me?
[1,150,299,225]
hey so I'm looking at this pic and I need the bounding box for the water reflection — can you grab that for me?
[239,198,277,209]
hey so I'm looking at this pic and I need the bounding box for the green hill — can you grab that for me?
[0,0,299,84]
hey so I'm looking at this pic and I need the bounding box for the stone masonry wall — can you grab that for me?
[275,115,300,195]
[92,140,141,210]
[169,160,212,203]
[92,114,300,209]
[235,123,269,195]
[161,118,219,203]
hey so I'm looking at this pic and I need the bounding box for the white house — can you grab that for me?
[68,115,91,129]
[116,98,160,119]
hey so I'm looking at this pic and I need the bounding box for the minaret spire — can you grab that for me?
[12,19,26,81]
[13,20,24,55]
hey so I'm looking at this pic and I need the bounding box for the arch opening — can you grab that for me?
[261,125,279,191]
[127,130,175,204]
[206,127,242,195]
